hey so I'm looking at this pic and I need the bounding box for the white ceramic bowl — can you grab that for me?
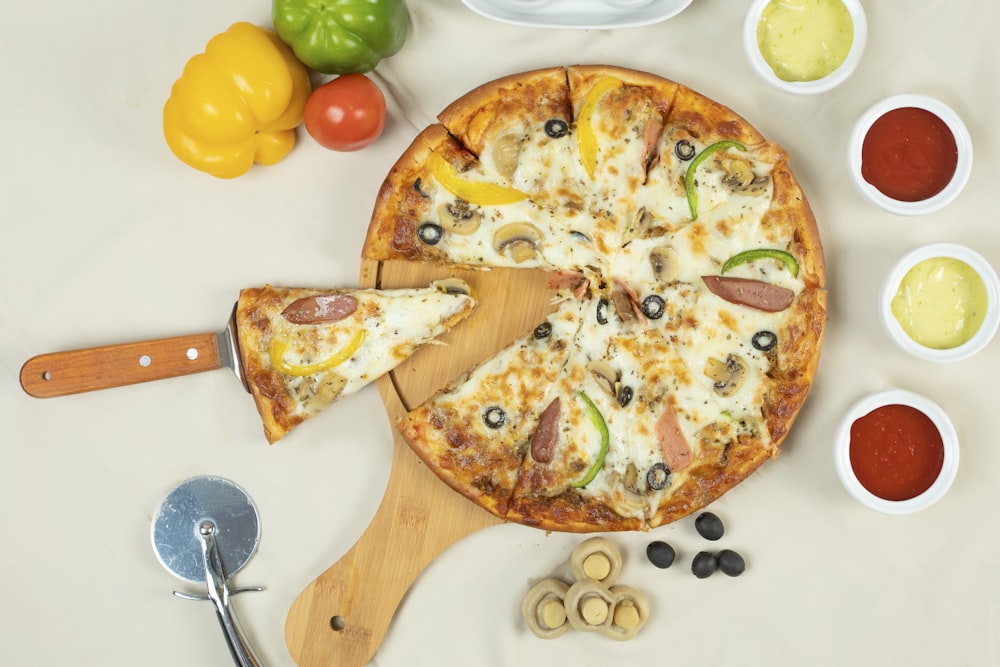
[834,389,959,515]
[880,243,1000,363]
[848,94,973,215]
[743,0,867,95]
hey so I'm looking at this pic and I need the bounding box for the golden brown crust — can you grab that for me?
[366,66,826,532]
[437,66,572,156]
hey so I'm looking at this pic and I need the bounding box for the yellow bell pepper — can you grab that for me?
[269,329,367,377]
[163,22,312,179]
[428,152,529,206]
[576,76,623,180]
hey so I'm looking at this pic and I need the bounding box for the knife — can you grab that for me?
[20,304,247,398]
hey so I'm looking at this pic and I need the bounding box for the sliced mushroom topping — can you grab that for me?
[744,174,772,197]
[492,132,523,180]
[721,157,755,190]
[649,245,679,283]
[587,360,620,399]
[493,222,542,263]
[437,200,481,235]
[703,355,748,397]
[431,277,473,296]
[623,462,641,494]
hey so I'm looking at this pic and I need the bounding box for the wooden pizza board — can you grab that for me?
[284,258,556,667]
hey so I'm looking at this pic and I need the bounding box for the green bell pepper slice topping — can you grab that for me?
[721,248,800,278]
[685,140,747,221]
[272,0,409,75]
[569,391,609,489]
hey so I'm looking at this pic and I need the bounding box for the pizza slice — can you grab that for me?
[396,296,587,519]
[235,280,477,443]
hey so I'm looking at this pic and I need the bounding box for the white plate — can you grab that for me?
[460,0,694,29]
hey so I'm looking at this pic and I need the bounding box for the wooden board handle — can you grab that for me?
[284,404,501,667]
[20,333,222,397]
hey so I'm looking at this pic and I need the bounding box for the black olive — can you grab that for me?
[694,512,724,541]
[417,222,443,245]
[617,385,633,408]
[570,230,590,243]
[674,139,696,161]
[641,294,666,319]
[646,541,676,569]
[483,406,506,429]
[752,330,778,352]
[533,322,553,339]
[544,118,568,138]
[691,551,718,579]
[413,177,431,198]
[717,549,746,577]
[596,298,609,325]
[646,462,669,490]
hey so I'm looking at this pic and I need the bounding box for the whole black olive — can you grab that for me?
[544,118,569,138]
[533,322,553,339]
[483,406,506,429]
[646,541,676,569]
[691,551,718,579]
[417,222,443,245]
[717,549,746,577]
[646,462,669,490]
[752,330,778,352]
[596,298,609,325]
[641,294,666,319]
[674,139,696,161]
[617,385,633,408]
[695,512,724,541]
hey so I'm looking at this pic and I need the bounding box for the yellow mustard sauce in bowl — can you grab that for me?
[756,0,854,82]
[890,257,988,350]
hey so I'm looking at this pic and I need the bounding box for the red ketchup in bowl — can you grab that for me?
[849,403,944,501]
[861,107,958,202]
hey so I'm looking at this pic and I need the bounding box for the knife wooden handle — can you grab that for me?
[20,333,222,398]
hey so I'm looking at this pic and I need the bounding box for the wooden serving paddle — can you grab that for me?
[284,260,554,667]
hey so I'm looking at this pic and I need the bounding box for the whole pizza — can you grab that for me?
[362,65,827,532]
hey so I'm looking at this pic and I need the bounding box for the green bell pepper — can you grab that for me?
[272,0,409,75]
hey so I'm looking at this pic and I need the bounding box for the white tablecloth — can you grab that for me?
[3,0,997,664]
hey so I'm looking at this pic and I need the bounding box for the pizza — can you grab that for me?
[235,281,477,443]
[362,65,826,531]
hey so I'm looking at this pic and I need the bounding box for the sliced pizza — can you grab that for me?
[236,280,477,443]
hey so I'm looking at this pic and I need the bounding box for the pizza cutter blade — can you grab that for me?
[151,475,264,667]
[19,303,248,398]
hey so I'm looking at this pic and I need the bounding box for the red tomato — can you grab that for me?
[304,74,386,152]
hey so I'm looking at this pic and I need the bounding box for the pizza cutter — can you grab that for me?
[151,475,264,667]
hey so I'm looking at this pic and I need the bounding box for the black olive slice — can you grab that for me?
[533,322,553,339]
[413,177,431,198]
[674,139,696,161]
[646,462,669,490]
[752,330,778,352]
[641,294,666,319]
[596,298,609,325]
[544,118,568,138]
[617,385,633,408]
[483,406,506,429]
[417,222,443,245]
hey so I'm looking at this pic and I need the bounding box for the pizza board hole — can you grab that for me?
[330,615,346,632]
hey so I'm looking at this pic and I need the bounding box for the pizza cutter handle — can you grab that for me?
[19,333,222,398]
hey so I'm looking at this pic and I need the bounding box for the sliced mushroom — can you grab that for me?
[431,277,474,297]
[587,360,620,399]
[625,207,666,242]
[703,355,748,397]
[491,132,523,180]
[437,200,481,235]
[623,461,641,494]
[494,222,542,264]
[721,157,755,190]
[649,245,679,283]
[744,174,772,197]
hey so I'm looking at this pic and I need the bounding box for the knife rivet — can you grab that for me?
[139,355,151,367]
[187,348,199,361]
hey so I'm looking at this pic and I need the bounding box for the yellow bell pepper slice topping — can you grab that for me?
[576,76,623,180]
[428,152,528,206]
[269,329,366,377]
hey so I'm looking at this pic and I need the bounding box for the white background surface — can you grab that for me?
[2,0,998,665]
